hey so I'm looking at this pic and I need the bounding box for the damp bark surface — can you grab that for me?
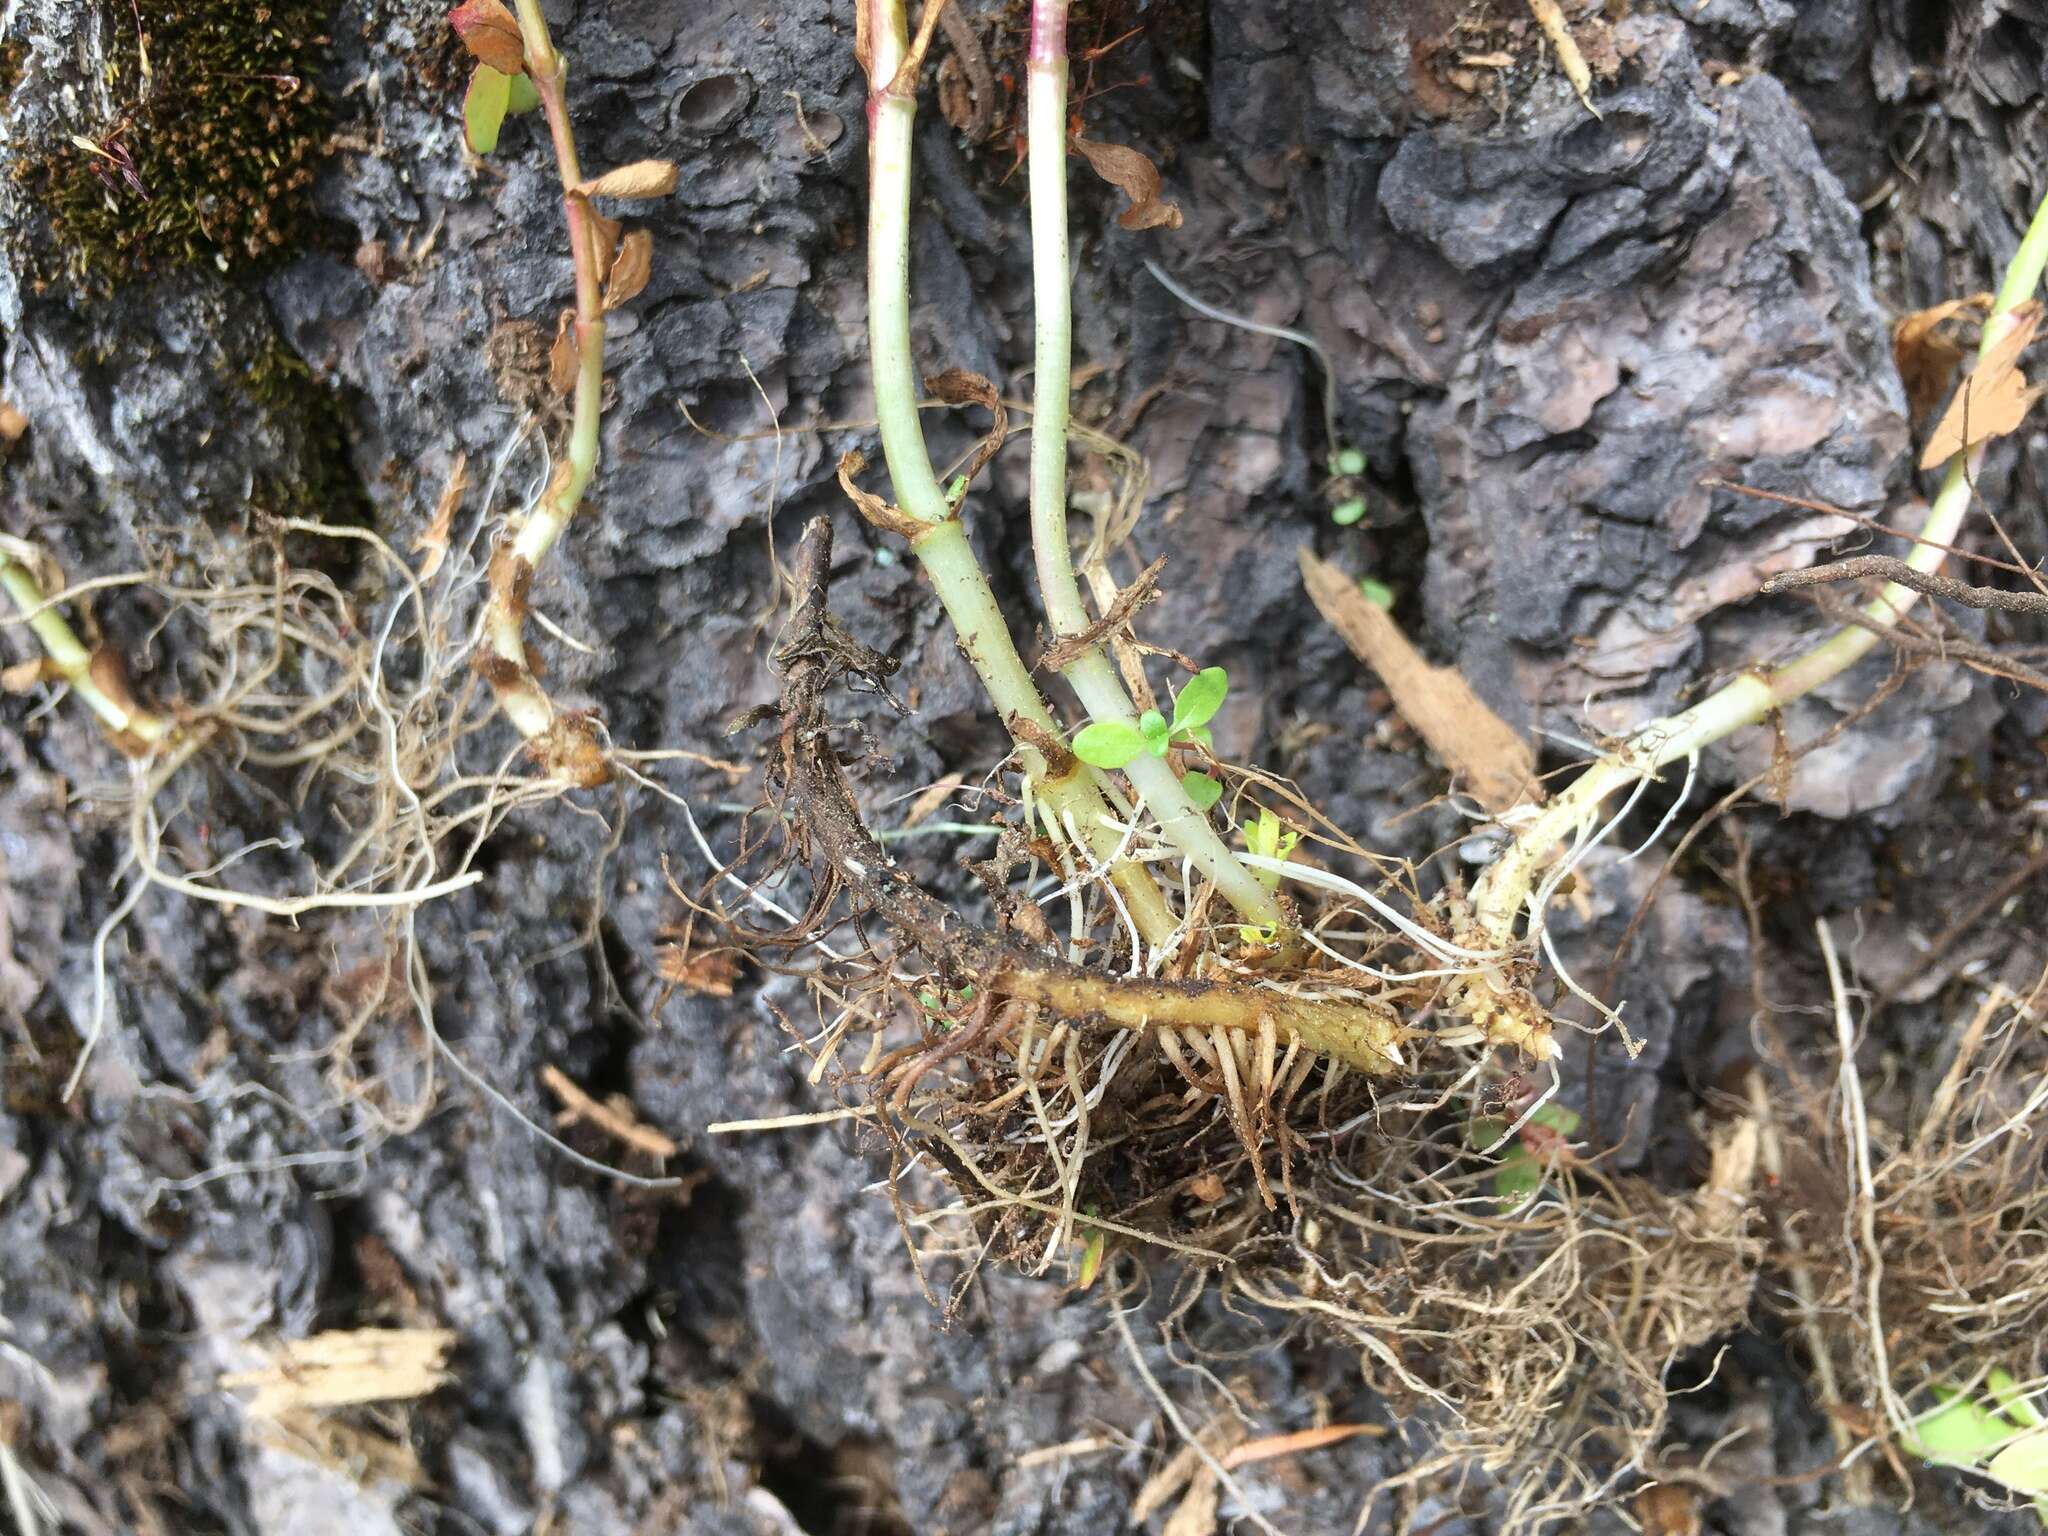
[3,2,2048,1533]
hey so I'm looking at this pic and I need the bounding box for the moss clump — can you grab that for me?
[10,2,332,292]
[235,334,370,528]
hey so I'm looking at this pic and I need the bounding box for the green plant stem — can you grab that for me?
[1471,186,2048,949]
[483,0,606,742]
[862,0,1176,947]
[1022,0,1284,934]
[0,549,168,746]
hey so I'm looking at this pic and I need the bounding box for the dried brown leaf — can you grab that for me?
[924,366,1007,494]
[448,0,526,76]
[604,228,653,311]
[415,452,467,583]
[837,448,927,538]
[655,945,740,998]
[0,400,26,452]
[583,208,622,280]
[1,658,50,694]
[1072,135,1182,231]
[577,159,680,200]
[1892,293,1990,424]
[548,309,579,395]
[1919,300,2046,469]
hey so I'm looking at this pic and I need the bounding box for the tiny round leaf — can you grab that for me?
[1183,772,1223,811]
[1331,497,1368,526]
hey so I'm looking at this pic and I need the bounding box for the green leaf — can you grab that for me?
[1331,497,1368,526]
[1139,709,1170,755]
[1991,1368,2044,1430]
[1183,772,1222,810]
[1072,720,1147,769]
[1333,445,1367,477]
[945,473,968,506]
[1076,1214,1106,1290]
[1359,576,1396,610]
[1906,1392,2018,1466]
[1986,1429,2048,1496]
[464,64,512,154]
[506,70,542,114]
[1171,667,1228,732]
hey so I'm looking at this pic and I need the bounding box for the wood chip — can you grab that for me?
[219,1328,456,1417]
[1299,548,1540,814]
[415,453,467,582]
[542,1065,680,1158]
[1218,1422,1384,1470]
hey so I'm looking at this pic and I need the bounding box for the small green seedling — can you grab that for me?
[1233,807,1301,943]
[1358,576,1395,610]
[1331,446,1367,478]
[1075,1208,1106,1290]
[1331,498,1368,526]
[1072,666,1228,810]
[1903,1367,2048,1517]
[1467,1102,1582,1208]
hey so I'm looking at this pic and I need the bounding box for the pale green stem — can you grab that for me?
[484,0,607,740]
[1,551,167,745]
[1023,3,1284,934]
[1473,187,2048,946]
[862,0,1176,946]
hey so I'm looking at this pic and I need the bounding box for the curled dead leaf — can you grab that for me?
[577,159,680,200]
[924,367,1006,497]
[1072,135,1182,232]
[548,309,579,394]
[583,208,622,281]
[837,448,928,539]
[448,0,527,76]
[604,229,654,311]
[1919,299,2045,470]
[1893,293,1990,424]
[1,658,51,694]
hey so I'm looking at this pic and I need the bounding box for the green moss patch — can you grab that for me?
[11,2,333,292]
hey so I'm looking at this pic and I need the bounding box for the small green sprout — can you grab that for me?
[1243,806,1300,892]
[1332,445,1368,478]
[1072,666,1226,772]
[1075,1208,1106,1290]
[1467,1102,1582,1208]
[945,473,969,508]
[1904,1367,2048,1512]
[1331,497,1368,527]
[1358,576,1395,610]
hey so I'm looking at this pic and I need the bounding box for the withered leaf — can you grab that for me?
[1919,299,2045,470]
[924,367,1006,496]
[837,449,926,539]
[1893,293,1990,425]
[576,159,680,200]
[1,657,50,694]
[0,400,25,452]
[415,453,467,582]
[583,208,622,284]
[548,309,579,394]
[655,945,740,997]
[1072,135,1183,232]
[603,229,653,311]
[448,0,526,76]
